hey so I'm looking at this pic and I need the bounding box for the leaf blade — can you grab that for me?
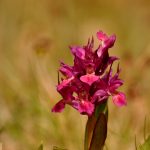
[89,113,107,150]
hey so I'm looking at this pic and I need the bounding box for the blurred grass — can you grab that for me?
[0,0,150,149]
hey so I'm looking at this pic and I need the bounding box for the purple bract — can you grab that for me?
[52,31,127,116]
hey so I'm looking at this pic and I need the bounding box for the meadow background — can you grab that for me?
[0,0,150,149]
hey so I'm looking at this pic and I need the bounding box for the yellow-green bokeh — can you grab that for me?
[0,0,150,149]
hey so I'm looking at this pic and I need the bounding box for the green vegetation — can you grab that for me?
[0,0,150,149]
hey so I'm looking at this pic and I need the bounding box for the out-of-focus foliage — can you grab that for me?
[138,135,150,150]
[38,143,43,150]
[0,0,150,150]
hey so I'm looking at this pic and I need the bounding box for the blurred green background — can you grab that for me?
[0,0,150,149]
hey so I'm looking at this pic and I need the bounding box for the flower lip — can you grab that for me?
[96,31,116,57]
[112,92,127,107]
[72,100,94,116]
[80,74,99,86]
[96,31,108,42]
[97,31,116,44]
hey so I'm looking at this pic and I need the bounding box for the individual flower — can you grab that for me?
[52,31,127,116]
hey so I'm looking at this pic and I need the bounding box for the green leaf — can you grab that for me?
[84,115,97,150]
[95,101,107,118]
[89,113,107,150]
[138,135,150,150]
[38,143,43,150]
[84,101,108,150]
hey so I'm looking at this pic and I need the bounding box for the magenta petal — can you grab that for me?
[97,31,108,41]
[92,90,108,103]
[72,100,94,116]
[80,74,99,86]
[97,35,116,57]
[52,100,65,113]
[70,46,85,60]
[105,35,116,48]
[52,30,126,116]
[59,62,73,78]
[112,92,127,107]
[57,76,74,91]
[97,47,104,57]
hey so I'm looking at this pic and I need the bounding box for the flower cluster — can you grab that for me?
[52,31,127,116]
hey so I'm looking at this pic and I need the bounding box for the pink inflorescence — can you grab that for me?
[52,31,127,116]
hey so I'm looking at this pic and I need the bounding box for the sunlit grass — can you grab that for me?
[0,0,150,149]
